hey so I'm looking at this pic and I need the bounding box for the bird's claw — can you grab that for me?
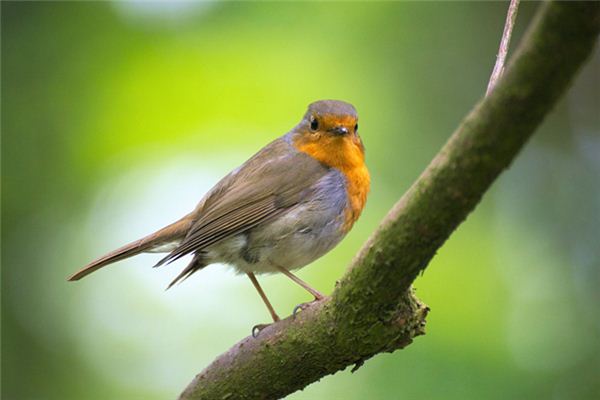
[251,323,271,338]
[292,300,318,319]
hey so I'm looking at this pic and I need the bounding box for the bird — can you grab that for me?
[68,100,370,330]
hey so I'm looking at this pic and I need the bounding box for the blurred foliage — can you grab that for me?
[2,2,599,399]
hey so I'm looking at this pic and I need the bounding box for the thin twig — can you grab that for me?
[486,0,521,96]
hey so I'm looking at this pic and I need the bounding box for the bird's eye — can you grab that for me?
[354,123,359,132]
[310,117,319,131]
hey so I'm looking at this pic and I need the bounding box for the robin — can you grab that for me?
[69,100,370,330]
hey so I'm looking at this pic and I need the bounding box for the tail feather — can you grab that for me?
[68,217,193,281]
[68,239,154,281]
[166,254,206,290]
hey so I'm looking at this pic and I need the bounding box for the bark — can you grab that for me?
[180,2,600,399]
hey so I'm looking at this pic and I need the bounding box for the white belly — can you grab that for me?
[203,205,346,275]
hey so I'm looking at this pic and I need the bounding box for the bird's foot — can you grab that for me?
[251,323,272,338]
[292,297,323,319]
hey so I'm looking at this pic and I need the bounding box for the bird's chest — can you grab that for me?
[341,163,370,232]
[293,134,370,233]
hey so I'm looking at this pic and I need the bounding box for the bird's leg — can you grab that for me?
[274,265,325,318]
[274,265,325,300]
[247,272,280,337]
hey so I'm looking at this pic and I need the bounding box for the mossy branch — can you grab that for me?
[179,2,600,399]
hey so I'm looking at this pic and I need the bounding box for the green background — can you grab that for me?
[2,2,599,399]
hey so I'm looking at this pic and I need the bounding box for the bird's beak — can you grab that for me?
[329,126,349,136]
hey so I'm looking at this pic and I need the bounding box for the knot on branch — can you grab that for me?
[350,289,429,372]
[386,290,430,351]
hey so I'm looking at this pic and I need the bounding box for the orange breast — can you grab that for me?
[294,134,370,232]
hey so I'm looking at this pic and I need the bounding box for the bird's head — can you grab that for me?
[292,100,364,169]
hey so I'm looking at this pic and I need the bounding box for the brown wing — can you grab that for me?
[155,137,329,266]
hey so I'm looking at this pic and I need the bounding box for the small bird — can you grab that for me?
[69,100,370,328]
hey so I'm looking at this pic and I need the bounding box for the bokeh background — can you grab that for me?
[2,1,599,399]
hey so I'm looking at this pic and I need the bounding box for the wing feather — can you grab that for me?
[156,138,328,266]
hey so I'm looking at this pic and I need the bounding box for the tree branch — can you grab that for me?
[179,2,600,399]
